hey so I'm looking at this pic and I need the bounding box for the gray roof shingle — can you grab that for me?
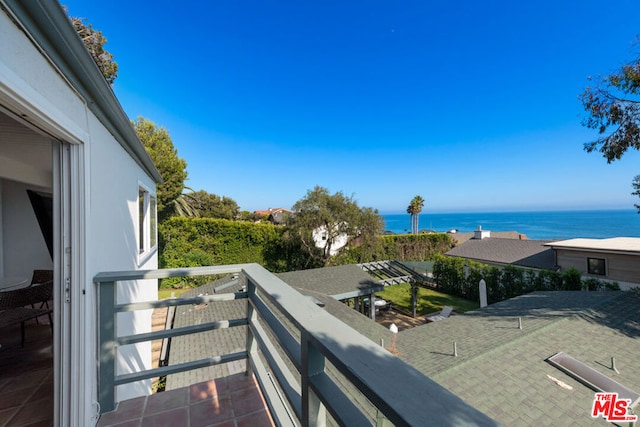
[446,237,556,269]
[395,291,640,426]
[278,264,383,299]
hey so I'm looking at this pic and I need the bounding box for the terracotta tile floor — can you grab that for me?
[97,373,275,427]
[0,315,274,427]
[0,319,53,427]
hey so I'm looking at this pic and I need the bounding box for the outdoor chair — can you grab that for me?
[0,280,53,347]
[427,305,453,322]
[29,269,53,314]
[30,269,53,286]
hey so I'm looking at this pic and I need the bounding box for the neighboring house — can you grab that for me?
[1,2,161,425]
[312,223,349,256]
[449,225,528,244]
[395,290,640,426]
[545,237,640,289]
[253,207,292,224]
[445,227,556,270]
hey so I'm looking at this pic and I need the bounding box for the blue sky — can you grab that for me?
[62,0,640,214]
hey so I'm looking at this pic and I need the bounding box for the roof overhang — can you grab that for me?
[0,0,162,184]
[331,284,386,301]
[545,238,640,257]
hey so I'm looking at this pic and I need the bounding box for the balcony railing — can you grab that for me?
[95,263,498,426]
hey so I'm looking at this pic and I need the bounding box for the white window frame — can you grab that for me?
[138,183,157,262]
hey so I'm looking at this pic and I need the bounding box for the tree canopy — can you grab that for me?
[633,176,640,214]
[187,190,240,220]
[70,16,118,84]
[580,49,640,211]
[580,53,640,162]
[289,186,384,267]
[134,117,188,220]
[406,195,425,234]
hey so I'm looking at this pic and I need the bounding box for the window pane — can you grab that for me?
[587,258,605,275]
[150,195,157,248]
[139,189,145,253]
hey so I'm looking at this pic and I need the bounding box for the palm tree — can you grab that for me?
[406,195,425,234]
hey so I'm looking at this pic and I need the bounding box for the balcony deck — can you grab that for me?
[94,264,499,427]
[96,372,274,427]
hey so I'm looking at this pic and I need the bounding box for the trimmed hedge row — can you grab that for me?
[159,218,285,287]
[158,218,457,288]
[432,255,619,304]
[335,233,455,264]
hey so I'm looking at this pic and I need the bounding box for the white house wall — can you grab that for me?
[312,225,349,256]
[84,112,158,403]
[1,6,158,425]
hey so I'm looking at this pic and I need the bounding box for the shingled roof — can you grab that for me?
[166,276,248,390]
[446,237,556,270]
[278,264,383,300]
[395,290,640,426]
[451,230,526,244]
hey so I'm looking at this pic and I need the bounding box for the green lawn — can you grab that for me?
[376,283,479,315]
[158,288,191,300]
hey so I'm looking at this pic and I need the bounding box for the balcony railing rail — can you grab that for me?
[95,263,498,427]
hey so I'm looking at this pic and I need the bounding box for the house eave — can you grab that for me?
[547,246,640,257]
[1,0,162,184]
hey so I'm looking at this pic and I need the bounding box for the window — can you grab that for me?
[138,186,157,256]
[587,257,606,275]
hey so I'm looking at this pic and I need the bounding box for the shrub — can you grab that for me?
[431,256,619,304]
[562,268,583,291]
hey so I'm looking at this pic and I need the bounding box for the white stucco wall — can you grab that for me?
[1,8,158,425]
[84,113,158,403]
[312,224,349,256]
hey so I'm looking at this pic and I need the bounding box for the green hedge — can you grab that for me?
[158,220,456,288]
[432,255,620,304]
[159,217,290,287]
[335,233,454,264]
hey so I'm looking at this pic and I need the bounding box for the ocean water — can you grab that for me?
[382,210,640,240]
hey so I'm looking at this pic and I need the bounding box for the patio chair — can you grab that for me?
[29,269,53,315]
[0,280,53,347]
[30,270,53,286]
[427,305,453,322]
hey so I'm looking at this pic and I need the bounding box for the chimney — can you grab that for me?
[474,225,490,240]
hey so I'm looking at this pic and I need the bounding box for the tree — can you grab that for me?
[188,190,240,220]
[70,16,118,84]
[134,117,188,220]
[406,195,425,234]
[289,186,384,267]
[633,175,640,214]
[580,50,640,211]
[172,187,200,218]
